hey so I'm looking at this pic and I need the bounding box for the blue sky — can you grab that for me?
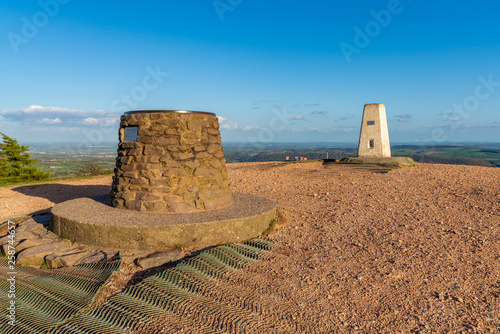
[1,0,499,146]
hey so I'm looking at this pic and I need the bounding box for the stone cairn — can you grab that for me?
[109,110,232,213]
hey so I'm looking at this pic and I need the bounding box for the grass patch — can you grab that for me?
[262,218,277,237]
[0,173,113,188]
[262,210,287,237]
[40,261,51,269]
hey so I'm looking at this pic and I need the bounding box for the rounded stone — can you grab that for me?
[50,193,276,251]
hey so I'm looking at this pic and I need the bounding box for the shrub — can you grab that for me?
[81,161,105,176]
[0,133,50,184]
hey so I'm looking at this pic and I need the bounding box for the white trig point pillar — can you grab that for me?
[357,103,391,158]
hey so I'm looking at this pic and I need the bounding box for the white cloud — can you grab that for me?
[82,117,119,126]
[101,118,119,127]
[293,115,304,120]
[395,113,412,122]
[82,118,100,126]
[1,105,120,128]
[30,126,81,133]
[241,125,265,131]
[311,110,328,115]
[37,117,62,125]
[1,105,79,115]
[306,127,335,133]
[217,116,239,130]
[444,116,461,122]
[335,115,355,122]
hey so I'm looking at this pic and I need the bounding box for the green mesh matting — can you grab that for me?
[0,258,121,334]
[50,240,274,334]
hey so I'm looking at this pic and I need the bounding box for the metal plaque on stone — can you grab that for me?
[124,127,138,142]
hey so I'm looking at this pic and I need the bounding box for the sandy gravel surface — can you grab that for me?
[226,161,500,333]
[1,162,500,332]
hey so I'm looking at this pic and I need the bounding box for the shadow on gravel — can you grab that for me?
[322,160,398,173]
[12,184,111,215]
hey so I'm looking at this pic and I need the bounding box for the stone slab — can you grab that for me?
[340,157,416,167]
[0,231,35,246]
[2,238,54,255]
[136,248,185,269]
[46,249,90,268]
[119,251,151,265]
[50,193,276,252]
[16,241,71,266]
[75,251,108,265]
[15,222,43,234]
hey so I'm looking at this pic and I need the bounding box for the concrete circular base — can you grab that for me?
[50,193,276,252]
[339,157,416,167]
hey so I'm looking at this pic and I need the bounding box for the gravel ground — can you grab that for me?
[1,161,500,333]
[227,161,500,333]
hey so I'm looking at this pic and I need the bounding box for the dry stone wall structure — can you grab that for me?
[109,110,232,213]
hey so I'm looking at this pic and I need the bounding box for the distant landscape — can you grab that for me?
[25,142,500,180]
[28,143,117,178]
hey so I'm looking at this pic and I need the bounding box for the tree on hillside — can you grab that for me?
[0,133,50,184]
[81,161,105,176]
